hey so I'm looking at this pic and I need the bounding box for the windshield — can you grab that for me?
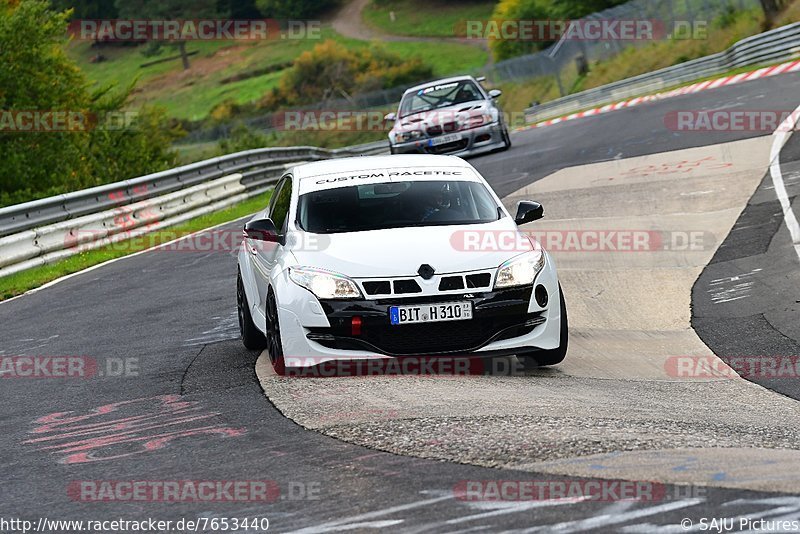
[297,180,501,234]
[398,80,484,118]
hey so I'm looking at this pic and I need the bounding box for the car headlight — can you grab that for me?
[494,251,545,289]
[395,130,423,143]
[289,267,362,299]
[465,113,494,129]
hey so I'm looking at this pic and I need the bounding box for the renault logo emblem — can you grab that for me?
[417,264,435,280]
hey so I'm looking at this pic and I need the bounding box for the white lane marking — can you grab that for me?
[284,493,454,534]
[680,190,715,196]
[319,520,405,531]
[519,499,704,533]
[769,103,800,262]
[445,497,590,525]
[707,269,762,304]
[0,214,255,306]
[184,311,240,346]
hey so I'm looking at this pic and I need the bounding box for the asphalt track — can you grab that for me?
[1,70,799,532]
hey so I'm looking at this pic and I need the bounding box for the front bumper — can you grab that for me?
[390,122,505,157]
[275,257,562,367]
[309,286,542,356]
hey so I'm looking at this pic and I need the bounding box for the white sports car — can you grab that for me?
[237,154,567,374]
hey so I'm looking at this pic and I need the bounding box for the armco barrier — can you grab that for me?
[0,140,388,277]
[0,141,387,238]
[0,173,244,276]
[525,22,800,123]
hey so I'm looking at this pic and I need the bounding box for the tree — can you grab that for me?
[261,40,432,109]
[49,0,119,19]
[114,0,227,70]
[221,0,261,18]
[0,0,180,206]
[488,0,551,61]
[488,0,629,61]
[759,0,784,28]
[549,0,628,18]
[254,0,338,19]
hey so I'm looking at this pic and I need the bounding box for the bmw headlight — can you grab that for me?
[289,267,362,299]
[465,113,494,129]
[494,251,545,289]
[396,130,423,143]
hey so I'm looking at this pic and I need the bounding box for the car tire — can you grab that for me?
[500,127,512,150]
[238,271,267,351]
[265,288,287,375]
[520,286,568,368]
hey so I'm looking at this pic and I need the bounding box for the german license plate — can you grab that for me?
[389,302,473,325]
[429,133,461,146]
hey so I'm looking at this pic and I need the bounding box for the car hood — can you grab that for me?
[290,218,533,278]
[393,101,492,134]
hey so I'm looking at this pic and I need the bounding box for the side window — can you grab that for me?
[269,176,293,234]
[267,178,285,217]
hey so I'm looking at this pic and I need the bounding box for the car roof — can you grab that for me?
[402,76,479,96]
[290,154,473,180]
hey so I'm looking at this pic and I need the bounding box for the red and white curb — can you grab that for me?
[518,59,800,131]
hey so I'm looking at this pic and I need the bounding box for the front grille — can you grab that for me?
[439,276,465,291]
[426,122,458,136]
[309,313,543,356]
[361,317,535,354]
[466,273,491,288]
[393,279,422,294]
[363,281,391,295]
[430,139,469,154]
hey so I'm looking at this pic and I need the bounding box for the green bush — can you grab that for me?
[488,0,628,61]
[0,1,182,207]
[261,40,432,109]
[254,0,339,18]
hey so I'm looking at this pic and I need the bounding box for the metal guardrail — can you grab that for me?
[0,140,388,277]
[0,141,388,238]
[525,22,800,123]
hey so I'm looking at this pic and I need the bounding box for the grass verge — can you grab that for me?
[0,190,272,301]
[362,0,495,37]
[496,4,800,116]
[70,27,487,122]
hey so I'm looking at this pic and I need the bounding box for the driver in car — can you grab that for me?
[420,183,453,222]
[453,85,478,104]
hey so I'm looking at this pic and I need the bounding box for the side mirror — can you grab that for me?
[514,201,543,225]
[488,89,502,99]
[244,218,282,244]
[384,112,397,122]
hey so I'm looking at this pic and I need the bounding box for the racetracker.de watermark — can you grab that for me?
[453,479,675,502]
[0,111,139,133]
[665,355,800,379]
[67,480,320,502]
[460,19,708,41]
[0,356,138,379]
[275,110,531,131]
[65,228,330,255]
[276,356,534,377]
[450,229,713,252]
[69,19,320,41]
[664,110,800,132]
